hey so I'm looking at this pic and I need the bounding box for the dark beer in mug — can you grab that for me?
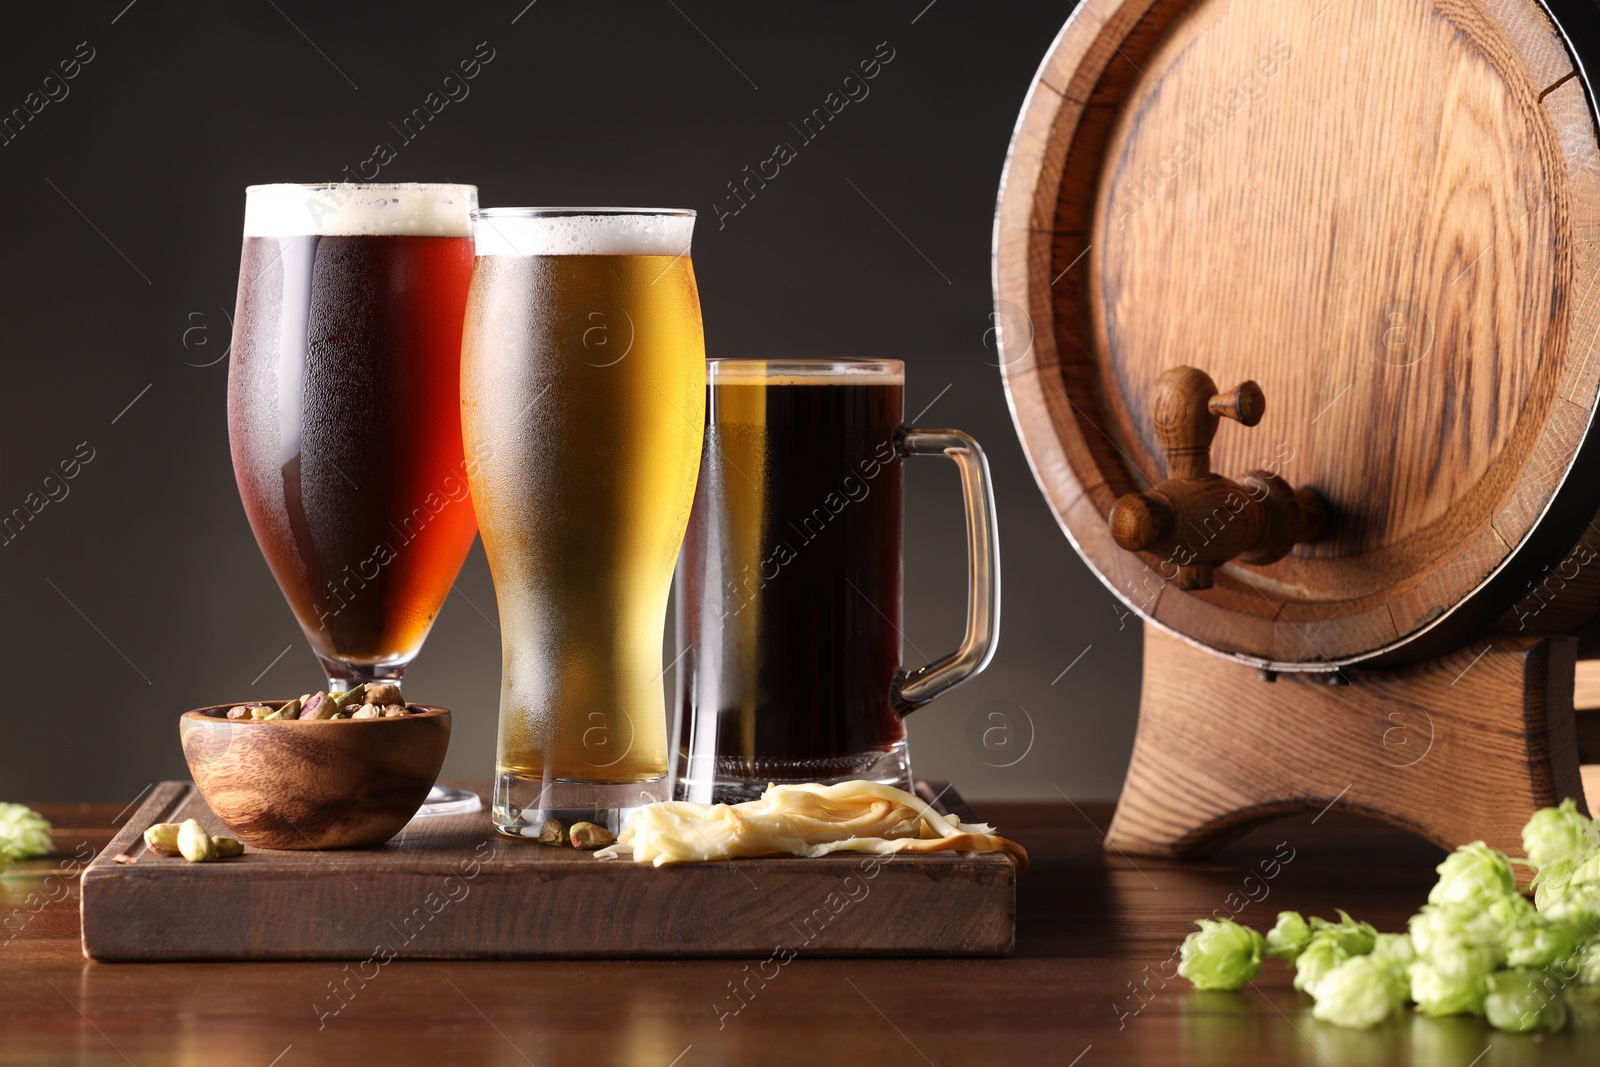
[675,363,908,792]
[675,358,999,801]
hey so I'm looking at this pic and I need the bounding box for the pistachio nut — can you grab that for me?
[225,705,253,721]
[351,704,381,719]
[144,822,182,856]
[568,822,616,850]
[363,682,404,706]
[211,836,245,858]
[248,705,275,721]
[382,704,407,717]
[537,818,569,846]
[277,697,303,720]
[177,819,217,862]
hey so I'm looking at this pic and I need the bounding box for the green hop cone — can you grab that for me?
[1409,905,1504,980]
[1521,799,1596,872]
[1481,891,1535,932]
[1428,842,1516,910]
[1311,954,1408,1030]
[1294,935,1353,996]
[1312,910,1379,955]
[1409,960,1487,1017]
[1533,851,1600,932]
[1292,911,1379,995]
[1369,932,1416,971]
[1407,902,1502,1018]
[0,803,52,868]
[1531,855,1575,915]
[1483,969,1567,1033]
[1502,913,1580,970]
[1177,918,1266,991]
[1266,910,1313,961]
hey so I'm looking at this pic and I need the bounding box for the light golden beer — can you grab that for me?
[461,209,704,832]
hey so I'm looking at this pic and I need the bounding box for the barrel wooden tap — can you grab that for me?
[1108,366,1327,590]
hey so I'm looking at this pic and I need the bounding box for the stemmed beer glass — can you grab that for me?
[227,183,482,815]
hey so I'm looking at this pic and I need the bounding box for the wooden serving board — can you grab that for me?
[80,780,1016,961]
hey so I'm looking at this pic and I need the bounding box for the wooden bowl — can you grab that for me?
[179,702,451,850]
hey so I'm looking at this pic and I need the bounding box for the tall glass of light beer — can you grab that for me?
[462,208,705,834]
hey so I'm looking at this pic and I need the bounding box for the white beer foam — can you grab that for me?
[243,183,477,238]
[472,210,695,256]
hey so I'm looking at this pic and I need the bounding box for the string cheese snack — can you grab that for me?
[595,780,1028,873]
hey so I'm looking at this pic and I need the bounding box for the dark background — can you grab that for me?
[0,0,1144,806]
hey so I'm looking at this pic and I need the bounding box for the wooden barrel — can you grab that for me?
[995,0,1600,669]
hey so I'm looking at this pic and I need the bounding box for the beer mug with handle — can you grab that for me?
[673,358,1000,802]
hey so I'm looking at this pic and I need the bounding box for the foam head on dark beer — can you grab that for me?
[471,209,695,257]
[243,183,477,237]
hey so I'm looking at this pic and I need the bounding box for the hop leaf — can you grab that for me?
[0,803,52,868]
[1484,969,1567,1033]
[1428,842,1516,909]
[1311,954,1408,1029]
[1177,918,1266,991]
[1521,799,1596,871]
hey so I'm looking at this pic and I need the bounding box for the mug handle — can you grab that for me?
[891,427,1001,713]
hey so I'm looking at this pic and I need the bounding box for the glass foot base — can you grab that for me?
[412,783,483,818]
[674,739,912,805]
[492,773,667,837]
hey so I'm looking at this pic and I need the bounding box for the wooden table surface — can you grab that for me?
[2,795,1590,1066]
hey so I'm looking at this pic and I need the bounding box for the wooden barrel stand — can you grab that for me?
[1106,627,1589,862]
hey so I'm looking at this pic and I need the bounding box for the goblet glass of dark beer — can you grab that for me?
[673,359,999,802]
[228,183,481,813]
[461,208,705,835]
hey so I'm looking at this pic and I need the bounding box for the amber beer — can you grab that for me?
[461,208,705,831]
[228,184,480,684]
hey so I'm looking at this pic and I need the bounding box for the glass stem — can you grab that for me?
[320,660,405,696]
